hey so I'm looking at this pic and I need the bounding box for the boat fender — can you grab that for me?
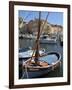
[31,59,35,64]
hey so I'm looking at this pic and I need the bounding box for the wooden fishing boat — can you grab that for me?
[21,12,61,78]
[22,52,61,78]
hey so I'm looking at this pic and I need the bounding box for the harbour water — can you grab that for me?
[19,38,63,79]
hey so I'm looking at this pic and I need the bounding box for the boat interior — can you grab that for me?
[23,52,60,68]
[23,59,49,68]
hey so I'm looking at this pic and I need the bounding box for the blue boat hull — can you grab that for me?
[22,62,61,78]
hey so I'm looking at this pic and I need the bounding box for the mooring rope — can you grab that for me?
[21,61,29,79]
[25,65,29,78]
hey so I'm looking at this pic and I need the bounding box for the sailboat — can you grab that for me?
[21,12,61,78]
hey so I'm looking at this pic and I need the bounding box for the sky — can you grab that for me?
[19,10,63,26]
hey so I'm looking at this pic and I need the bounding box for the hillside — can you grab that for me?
[19,17,63,35]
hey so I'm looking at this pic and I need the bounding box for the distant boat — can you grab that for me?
[19,34,37,39]
[40,35,57,44]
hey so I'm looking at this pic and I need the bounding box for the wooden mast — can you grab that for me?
[32,12,49,65]
[34,11,41,64]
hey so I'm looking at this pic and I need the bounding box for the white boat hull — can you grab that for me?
[19,49,45,59]
[40,39,57,44]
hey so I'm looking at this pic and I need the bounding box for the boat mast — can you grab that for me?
[34,11,41,64]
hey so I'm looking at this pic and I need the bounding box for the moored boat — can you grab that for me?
[19,34,37,39]
[40,35,57,44]
[22,52,61,78]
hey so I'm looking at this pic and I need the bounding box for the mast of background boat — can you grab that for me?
[34,11,41,64]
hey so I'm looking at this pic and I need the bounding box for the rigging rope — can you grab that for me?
[25,65,29,78]
[21,61,29,79]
